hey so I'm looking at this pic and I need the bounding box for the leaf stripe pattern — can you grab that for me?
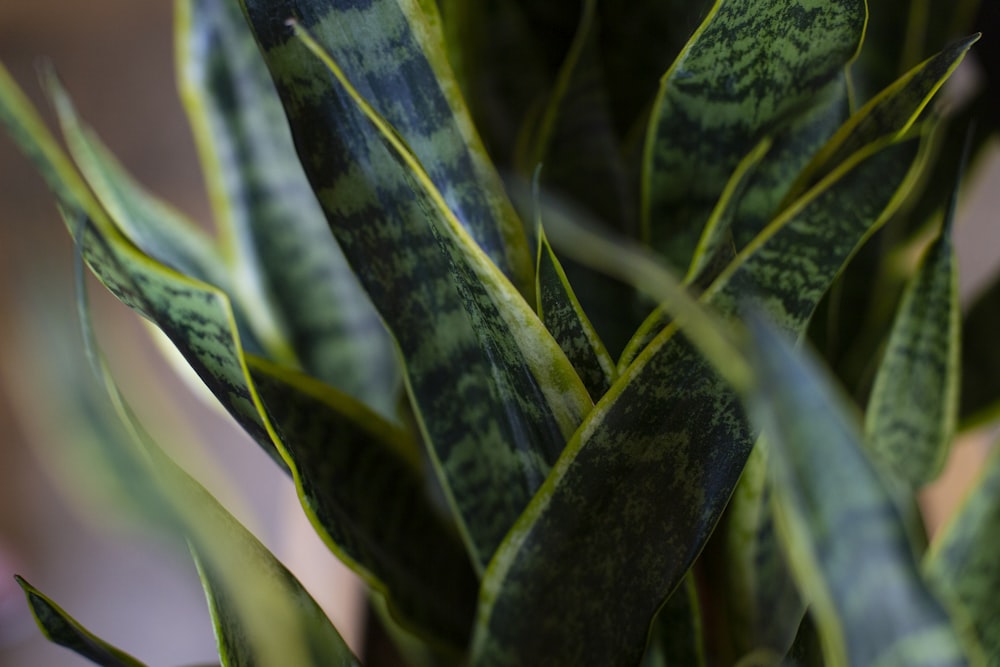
[642,0,865,269]
[473,135,926,666]
[241,6,593,567]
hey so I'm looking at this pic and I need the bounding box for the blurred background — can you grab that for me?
[0,2,997,666]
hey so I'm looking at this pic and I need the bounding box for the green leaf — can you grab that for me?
[246,355,477,652]
[640,576,706,667]
[924,445,1000,662]
[15,577,147,667]
[241,0,533,296]
[0,67,289,468]
[244,14,594,568]
[473,134,926,666]
[642,0,865,269]
[743,313,968,667]
[536,226,615,400]
[177,0,400,417]
[793,34,979,196]
[864,193,960,488]
[960,274,1000,426]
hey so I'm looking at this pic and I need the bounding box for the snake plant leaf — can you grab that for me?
[743,313,969,667]
[640,576,706,667]
[240,0,534,297]
[0,65,290,467]
[536,226,616,401]
[473,134,926,667]
[14,577,147,667]
[727,72,851,251]
[793,34,979,196]
[246,18,593,568]
[685,137,773,288]
[177,0,399,417]
[864,195,960,488]
[642,0,865,269]
[924,445,1000,662]
[711,439,804,661]
[245,355,477,652]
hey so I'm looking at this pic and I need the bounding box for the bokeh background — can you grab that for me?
[0,2,997,666]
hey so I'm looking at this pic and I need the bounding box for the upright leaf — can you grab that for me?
[642,0,865,269]
[925,445,1000,662]
[473,135,926,666]
[243,14,594,568]
[536,226,616,400]
[240,0,534,295]
[15,577,147,667]
[177,0,400,417]
[744,314,968,667]
[864,187,961,488]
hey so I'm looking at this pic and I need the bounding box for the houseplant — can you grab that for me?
[2,0,999,664]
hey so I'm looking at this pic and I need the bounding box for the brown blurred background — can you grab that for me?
[0,2,998,666]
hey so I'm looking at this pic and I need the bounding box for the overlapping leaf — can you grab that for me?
[241,0,533,296]
[924,445,1000,662]
[177,0,399,417]
[865,188,961,488]
[240,8,593,568]
[15,577,148,667]
[472,134,927,666]
[246,356,477,651]
[642,0,865,269]
[744,313,968,667]
[536,226,615,401]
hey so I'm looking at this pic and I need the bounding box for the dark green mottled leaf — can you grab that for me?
[536,226,615,400]
[241,0,533,296]
[15,577,147,667]
[960,274,1000,427]
[865,200,960,488]
[728,72,850,251]
[473,134,926,667]
[794,34,978,195]
[178,0,399,417]
[246,355,477,652]
[924,444,1000,663]
[243,14,593,568]
[744,313,968,667]
[642,0,865,269]
[710,439,803,661]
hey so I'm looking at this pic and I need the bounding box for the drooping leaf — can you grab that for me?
[242,13,593,568]
[177,0,400,417]
[743,312,969,667]
[246,355,478,652]
[240,0,533,296]
[15,577,148,667]
[0,66,287,467]
[864,182,961,488]
[473,133,926,666]
[536,226,615,401]
[641,0,865,269]
[793,34,979,196]
[924,444,1000,662]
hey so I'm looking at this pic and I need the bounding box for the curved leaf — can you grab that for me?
[641,0,865,268]
[924,444,1000,662]
[793,34,979,196]
[177,0,400,417]
[473,135,926,666]
[246,16,594,568]
[240,0,533,295]
[15,577,147,667]
[864,198,960,488]
[246,356,477,652]
[744,313,968,667]
[536,226,615,401]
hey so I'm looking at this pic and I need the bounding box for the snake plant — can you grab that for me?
[3,0,999,665]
